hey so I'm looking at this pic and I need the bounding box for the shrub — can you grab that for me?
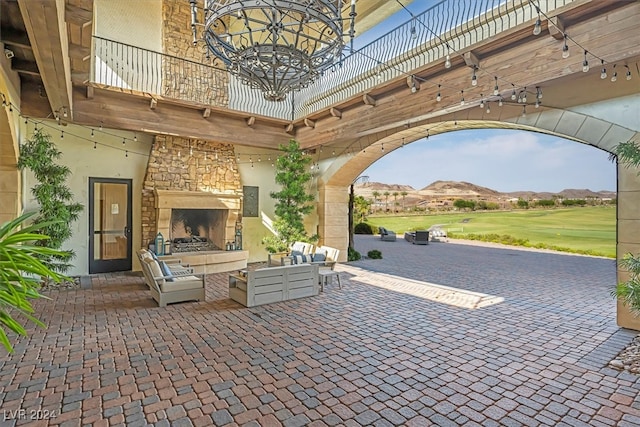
[367,249,382,259]
[348,247,361,261]
[354,222,373,235]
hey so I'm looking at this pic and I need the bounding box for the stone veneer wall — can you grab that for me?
[161,0,229,107]
[141,135,241,248]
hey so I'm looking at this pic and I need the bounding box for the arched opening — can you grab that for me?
[317,113,640,328]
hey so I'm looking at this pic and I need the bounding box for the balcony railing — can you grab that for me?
[90,0,573,121]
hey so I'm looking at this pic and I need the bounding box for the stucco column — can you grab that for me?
[0,113,20,224]
[616,150,640,330]
[318,184,349,262]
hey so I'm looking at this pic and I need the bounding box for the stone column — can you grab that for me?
[617,151,640,330]
[318,184,349,262]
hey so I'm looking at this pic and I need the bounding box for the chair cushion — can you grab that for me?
[311,253,326,262]
[144,258,165,285]
[160,276,203,292]
[159,261,175,282]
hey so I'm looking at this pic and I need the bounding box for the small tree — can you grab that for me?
[263,139,317,253]
[372,191,380,213]
[383,191,390,212]
[17,129,83,274]
[400,191,408,211]
[353,195,371,223]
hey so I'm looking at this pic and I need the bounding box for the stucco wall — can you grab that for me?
[235,146,320,263]
[21,121,152,276]
[94,0,162,50]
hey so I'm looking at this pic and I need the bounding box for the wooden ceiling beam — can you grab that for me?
[71,87,290,148]
[65,3,93,27]
[68,43,90,61]
[18,0,73,119]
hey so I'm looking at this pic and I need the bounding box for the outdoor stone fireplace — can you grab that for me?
[141,136,248,273]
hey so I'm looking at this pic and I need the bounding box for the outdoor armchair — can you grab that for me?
[379,227,397,241]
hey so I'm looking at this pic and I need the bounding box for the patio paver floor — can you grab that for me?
[1,235,639,426]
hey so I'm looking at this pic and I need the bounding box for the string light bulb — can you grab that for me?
[436,84,442,102]
[532,16,542,36]
[498,97,504,107]
[511,87,517,101]
[134,133,138,142]
[562,34,570,59]
[536,86,542,99]
[600,60,607,79]
[493,76,499,96]
[582,51,589,72]
[486,102,491,114]
[471,67,477,86]
[626,65,632,80]
[521,105,527,117]
[611,65,618,82]
[460,90,465,106]
[445,52,451,69]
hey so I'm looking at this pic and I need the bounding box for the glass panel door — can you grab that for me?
[89,178,132,273]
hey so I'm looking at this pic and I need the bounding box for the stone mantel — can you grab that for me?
[154,189,242,210]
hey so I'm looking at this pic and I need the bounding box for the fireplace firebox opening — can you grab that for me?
[170,209,228,252]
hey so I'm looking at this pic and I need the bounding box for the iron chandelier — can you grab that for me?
[190,0,356,102]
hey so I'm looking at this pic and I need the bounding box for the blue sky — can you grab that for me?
[355,2,616,193]
[362,129,616,192]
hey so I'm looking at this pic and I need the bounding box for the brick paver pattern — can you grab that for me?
[1,236,639,426]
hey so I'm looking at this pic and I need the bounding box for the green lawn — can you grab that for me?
[366,206,616,258]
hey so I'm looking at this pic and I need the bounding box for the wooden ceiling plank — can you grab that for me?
[18,0,73,119]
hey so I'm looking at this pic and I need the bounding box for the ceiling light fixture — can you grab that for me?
[190,0,356,102]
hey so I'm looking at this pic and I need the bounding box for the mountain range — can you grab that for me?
[353,180,616,205]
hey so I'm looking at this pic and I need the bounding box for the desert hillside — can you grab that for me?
[354,180,615,210]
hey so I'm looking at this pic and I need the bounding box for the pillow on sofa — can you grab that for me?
[291,250,308,264]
